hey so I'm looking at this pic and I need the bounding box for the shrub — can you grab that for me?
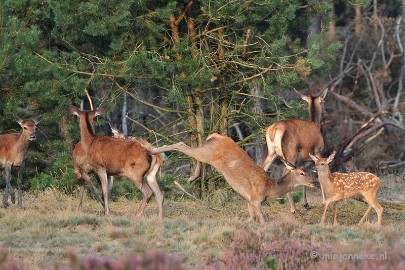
[0,246,27,270]
[63,248,184,270]
[208,226,317,270]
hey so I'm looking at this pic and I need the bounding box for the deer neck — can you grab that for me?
[266,173,295,198]
[79,113,96,149]
[309,98,322,129]
[316,167,334,192]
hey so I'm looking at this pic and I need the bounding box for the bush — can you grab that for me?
[63,248,184,270]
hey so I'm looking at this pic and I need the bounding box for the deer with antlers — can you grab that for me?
[151,133,314,223]
[0,115,42,208]
[68,105,164,218]
[262,89,327,213]
[310,151,383,226]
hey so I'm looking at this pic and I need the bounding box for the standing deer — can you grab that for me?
[310,151,383,226]
[0,115,42,208]
[262,89,327,213]
[150,133,314,223]
[68,105,164,218]
[110,124,165,207]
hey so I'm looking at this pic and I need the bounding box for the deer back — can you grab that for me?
[203,134,271,199]
[267,119,324,161]
[87,136,152,176]
[330,172,380,195]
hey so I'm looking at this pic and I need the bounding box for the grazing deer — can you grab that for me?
[310,151,383,226]
[262,89,327,213]
[68,105,164,218]
[150,133,314,223]
[0,115,42,208]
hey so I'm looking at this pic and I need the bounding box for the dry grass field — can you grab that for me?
[0,173,404,269]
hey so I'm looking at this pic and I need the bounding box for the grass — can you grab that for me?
[0,185,403,269]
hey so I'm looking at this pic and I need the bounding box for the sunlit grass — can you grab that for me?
[0,188,403,269]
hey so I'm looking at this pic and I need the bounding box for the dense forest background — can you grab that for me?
[1,0,405,198]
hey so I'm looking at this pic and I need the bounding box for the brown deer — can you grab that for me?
[68,105,164,218]
[110,125,165,208]
[262,89,327,213]
[0,115,42,208]
[150,133,314,223]
[310,151,383,227]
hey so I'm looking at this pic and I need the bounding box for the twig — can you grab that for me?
[174,181,222,211]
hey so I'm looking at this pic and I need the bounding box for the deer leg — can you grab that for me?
[83,173,104,208]
[320,183,326,205]
[78,179,86,209]
[135,183,153,218]
[145,165,164,219]
[332,201,339,226]
[359,193,383,227]
[16,163,24,208]
[252,200,265,224]
[247,202,255,222]
[96,169,110,215]
[286,192,297,214]
[2,165,12,208]
[358,205,372,226]
[320,201,330,225]
[262,150,277,172]
[152,142,212,164]
[188,161,202,182]
[321,194,342,225]
[107,176,114,200]
[301,186,309,208]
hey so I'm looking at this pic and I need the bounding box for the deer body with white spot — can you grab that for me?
[310,151,383,226]
[0,116,42,208]
[151,133,314,223]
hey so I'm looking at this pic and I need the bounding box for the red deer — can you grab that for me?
[68,105,164,218]
[262,89,327,213]
[0,115,42,208]
[310,151,383,226]
[150,133,314,223]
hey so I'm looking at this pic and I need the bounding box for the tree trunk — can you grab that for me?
[250,84,265,164]
[122,93,128,135]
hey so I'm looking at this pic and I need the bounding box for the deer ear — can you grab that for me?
[68,105,81,117]
[294,88,311,104]
[280,158,296,170]
[309,153,318,162]
[320,88,328,101]
[32,114,43,125]
[14,115,24,126]
[326,151,336,163]
[95,105,107,116]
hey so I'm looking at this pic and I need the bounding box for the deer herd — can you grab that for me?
[0,89,384,227]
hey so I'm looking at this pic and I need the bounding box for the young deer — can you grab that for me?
[0,115,42,208]
[310,151,383,226]
[151,133,314,223]
[262,89,327,213]
[68,105,164,218]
